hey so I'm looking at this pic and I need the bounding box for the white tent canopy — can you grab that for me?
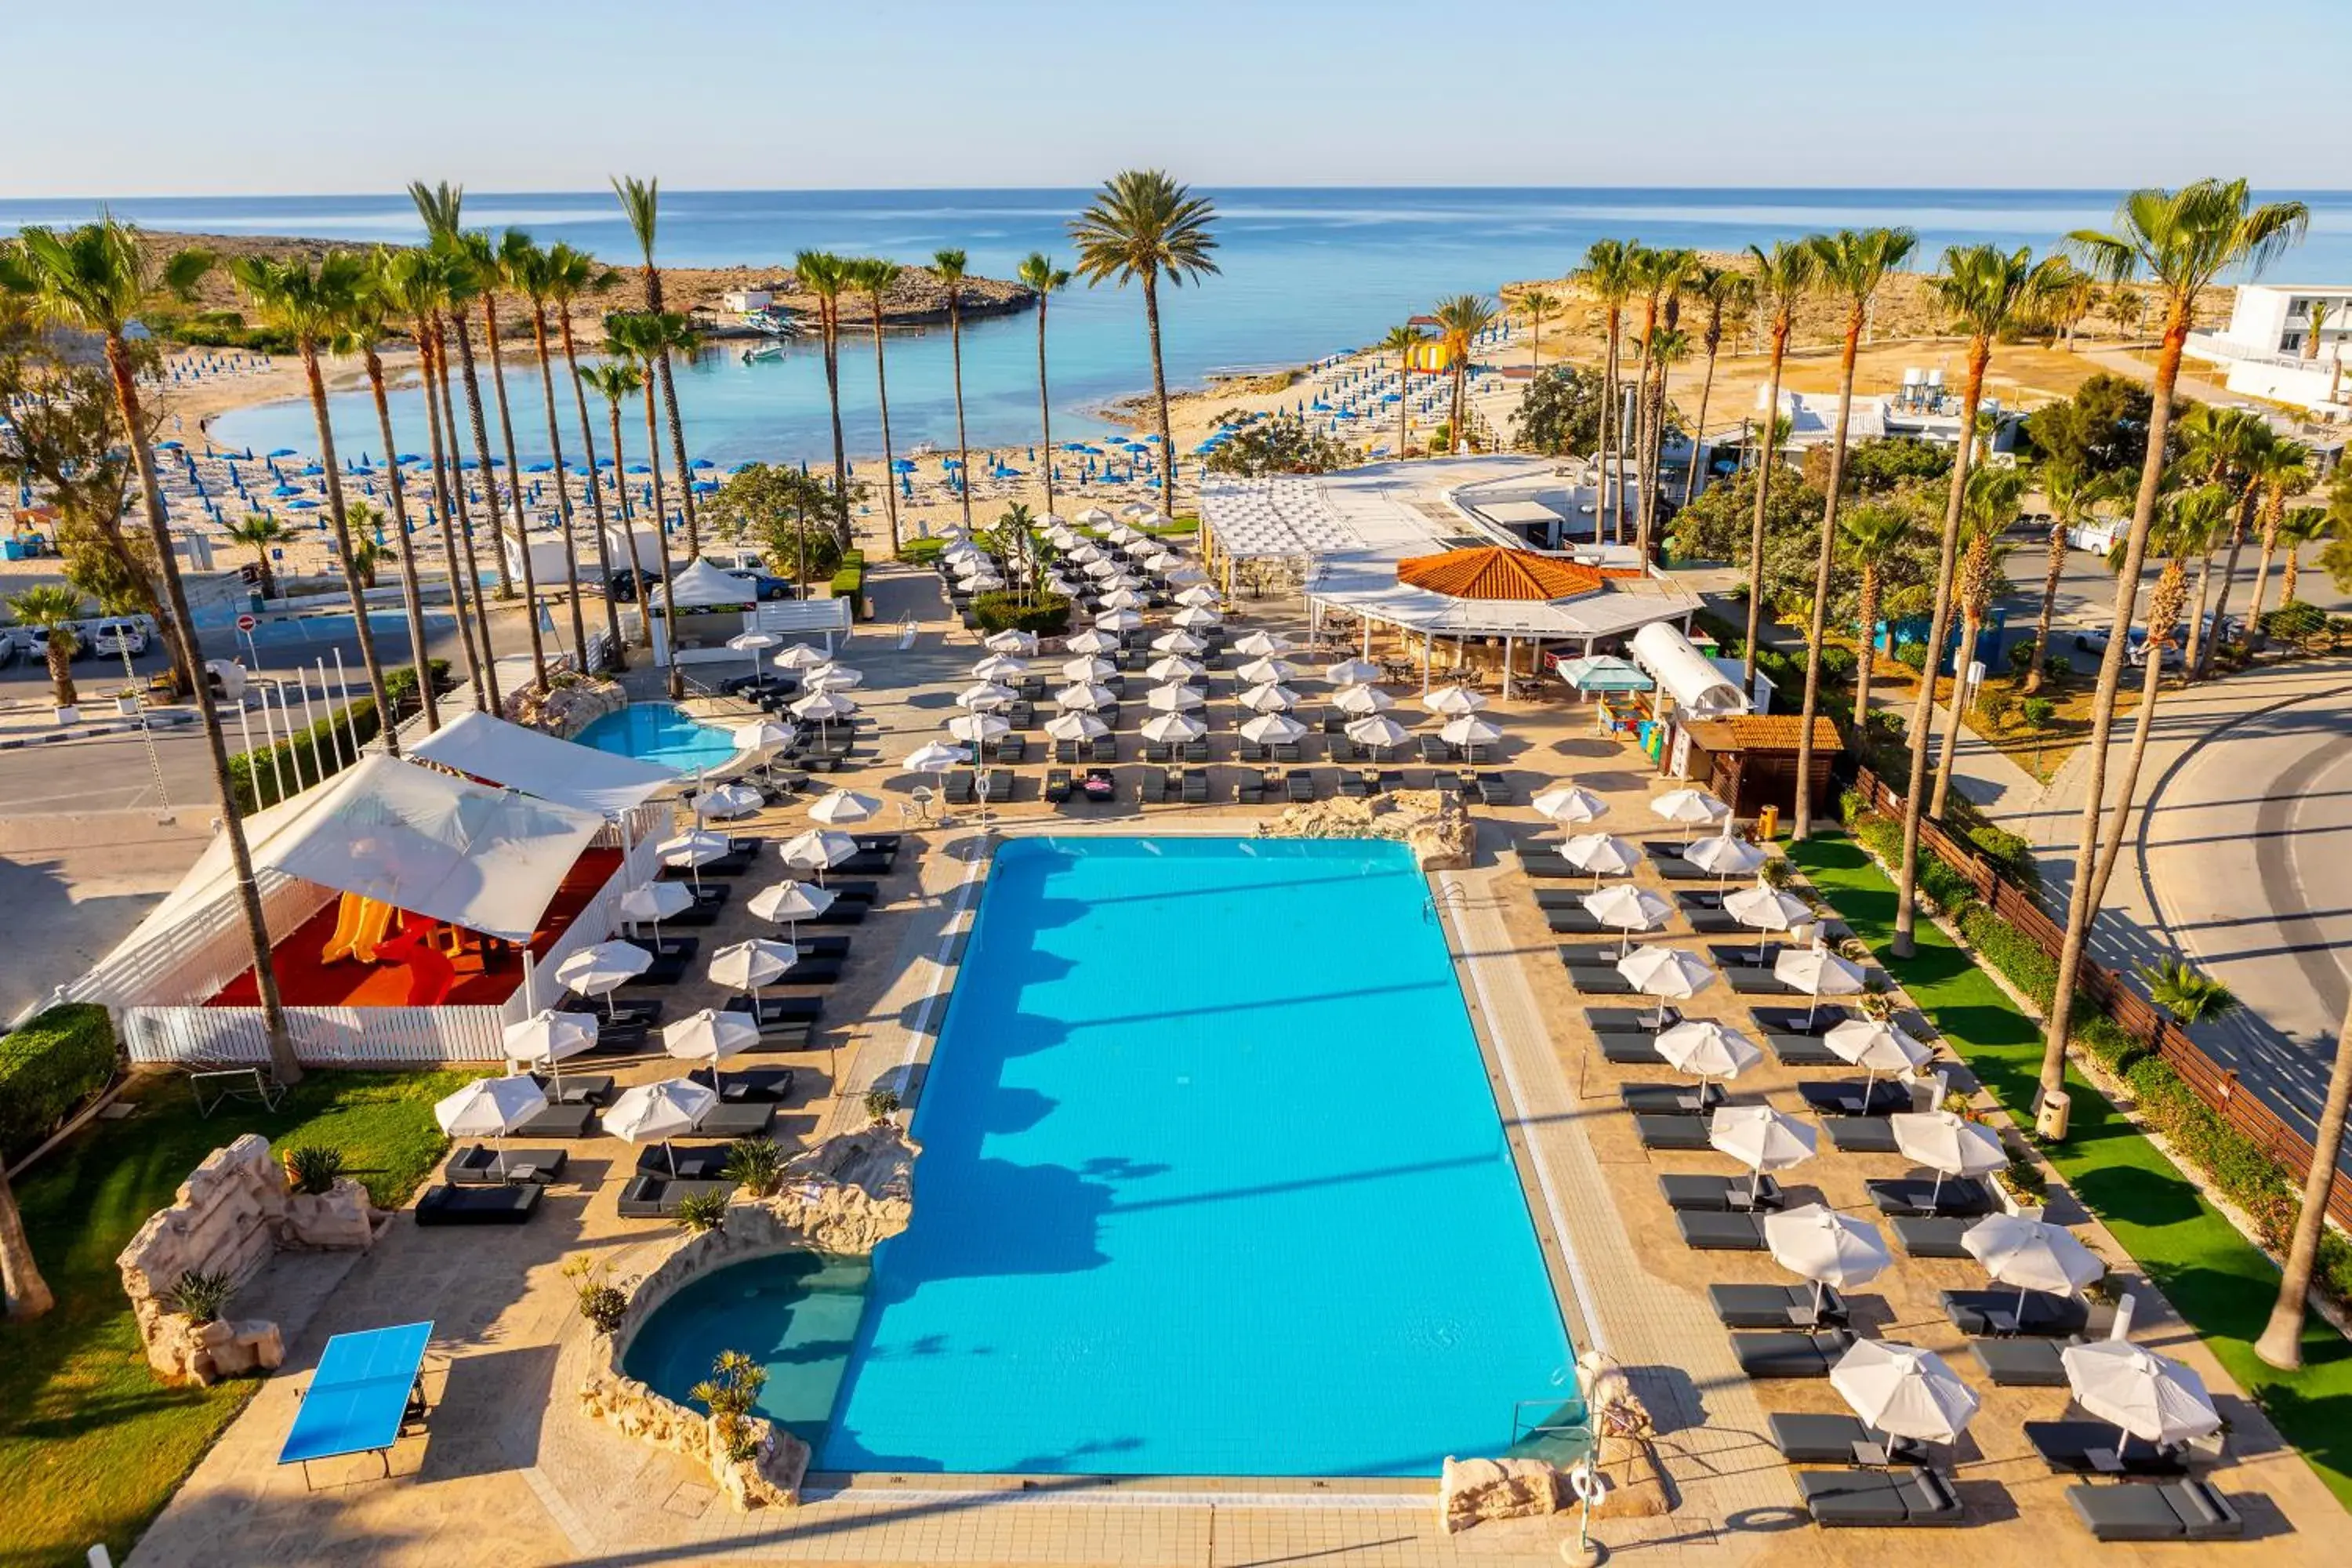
[409,711,679,815]
[1632,623,1747,719]
[655,557,760,613]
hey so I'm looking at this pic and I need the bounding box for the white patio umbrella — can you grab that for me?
[1825,1017,1933,1094]
[805,662,864,692]
[1081,556,1123,579]
[727,629,782,688]
[1532,785,1609,830]
[1152,629,1207,655]
[1439,713,1503,762]
[1240,682,1301,713]
[1240,711,1308,746]
[962,570,1007,592]
[1062,654,1118,683]
[1099,587,1146,611]
[1766,1202,1893,1316]
[1094,608,1143,632]
[1236,655,1298,686]
[1163,563,1210,587]
[554,939,652,1016]
[1889,1111,2009,1210]
[1331,683,1393,716]
[1653,1018,1762,1085]
[1963,1214,2107,1318]
[1056,681,1116,711]
[747,879,835,939]
[697,782,764,822]
[659,829,731,890]
[602,1079,720,1178]
[791,690,858,748]
[1651,786,1733,844]
[731,717,797,753]
[662,1007,762,1099]
[434,1075,549,1176]
[1177,584,1222,609]
[1775,943,1869,1027]
[1145,653,1204,683]
[946,711,1010,747]
[1145,683,1205,713]
[709,937,800,1015]
[1141,710,1206,745]
[1831,1341,1980,1446]
[1065,537,1105,559]
[1584,882,1675,957]
[771,642,830,671]
[1065,627,1120,655]
[1345,713,1411,759]
[808,787,881,826]
[619,879,693,940]
[1232,629,1294,658]
[903,739,971,776]
[2059,1341,2222,1450]
[1323,656,1381,684]
[956,681,1016,711]
[779,827,858,881]
[1684,831,1768,888]
[1563,831,1646,888]
[1171,605,1222,629]
[1617,943,1717,1029]
[1708,1104,1818,1203]
[982,629,1039,655]
[1424,684,1488,716]
[501,1010,598,1104]
[1724,884,1813,960]
[1045,710,1109,742]
[971,652,1029,683]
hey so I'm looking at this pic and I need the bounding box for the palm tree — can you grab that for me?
[1737,241,1818,688]
[795,250,853,545]
[607,312,686,695]
[223,514,289,599]
[2256,989,2352,1368]
[228,252,401,744]
[9,586,85,709]
[1681,264,1750,506]
[1573,241,1641,540]
[1840,504,1912,735]
[2256,504,2328,624]
[2024,463,2114,694]
[410,187,521,620]
[0,1156,50,1318]
[1789,228,1915,839]
[1628,248,1693,548]
[1516,288,1560,368]
[933,248,975,534]
[1890,244,2063,958]
[1014,253,1071,514]
[2142,956,2240,1026]
[346,253,442,728]
[612,176,699,554]
[1069,170,1221,502]
[2038,259,2099,347]
[2202,436,2307,679]
[2173,404,2267,677]
[1379,324,1426,457]
[2302,298,2332,361]
[848,257,906,555]
[504,237,590,668]
[1929,466,2024,815]
[1634,326,1690,557]
[0,220,298,1082]
[581,358,646,654]
[2032,181,2310,1104]
[546,242,625,666]
[1432,295,1497,455]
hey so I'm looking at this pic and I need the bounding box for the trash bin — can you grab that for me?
[2034,1090,2071,1141]
[1759,804,1780,841]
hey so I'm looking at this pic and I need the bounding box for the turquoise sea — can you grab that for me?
[7,187,2347,468]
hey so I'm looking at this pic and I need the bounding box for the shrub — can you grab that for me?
[2261,600,2327,644]
[690,1350,769,1464]
[1893,640,1929,672]
[1965,824,2042,891]
[863,1087,902,1123]
[724,1138,786,1198]
[381,658,452,714]
[563,1256,629,1334]
[972,590,1071,636]
[165,1267,236,1325]
[227,695,383,811]
[675,1189,730,1233]
[1996,1157,2046,1203]
[828,549,866,617]
[283,1144,345,1196]
[1817,644,1857,684]
[0,1002,118,1162]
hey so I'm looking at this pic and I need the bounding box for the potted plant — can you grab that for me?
[7,586,88,724]
[282,1143,345,1196]
[112,686,140,719]
[165,1267,235,1327]
[690,1349,769,1465]
[863,1087,902,1126]
[1995,1156,2048,1220]
[676,1189,731,1234]
[723,1138,786,1199]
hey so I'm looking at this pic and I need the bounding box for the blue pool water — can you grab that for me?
[630,836,1575,1477]
[572,702,739,773]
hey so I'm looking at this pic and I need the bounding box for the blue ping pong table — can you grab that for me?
[278,1320,434,1484]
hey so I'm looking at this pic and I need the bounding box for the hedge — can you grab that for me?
[829,550,866,617]
[0,1004,118,1161]
[973,590,1073,636]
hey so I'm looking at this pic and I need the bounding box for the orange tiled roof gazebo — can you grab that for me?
[1395,546,1605,602]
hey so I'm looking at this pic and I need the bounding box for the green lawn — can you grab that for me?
[0,1069,482,1568]
[1789,835,2352,1508]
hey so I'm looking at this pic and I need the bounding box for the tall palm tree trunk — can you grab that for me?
[607,399,652,652]
[2086,560,2187,913]
[644,384,683,699]
[361,348,438,730]
[2036,310,2193,1102]
[2247,520,2281,631]
[1682,336,1721,507]
[528,307,588,667]
[1892,339,1991,957]
[1396,356,1409,459]
[439,325,502,713]
[415,324,487,708]
[1853,568,1881,734]
[298,342,398,752]
[559,316,624,667]
[2255,989,2352,1369]
[821,310,850,546]
[1930,599,1984,815]
[2023,522,2067,694]
[656,348,696,557]
[1740,325,1792,689]
[2183,548,2216,676]
[1793,319,1866,840]
[1034,299,1056,515]
[949,293,972,533]
[1142,273,1175,502]
[2197,492,2258,680]
[476,307,545,683]
[0,1164,51,1318]
[868,308,901,555]
[1599,314,1621,540]
[103,335,298,1083]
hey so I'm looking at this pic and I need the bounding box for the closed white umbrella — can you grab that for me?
[747,879,835,939]
[1776,943,1868,1027]
[1236,655,1298,686]
[1825,1017,1933,1094]
[1617,943,1716,1029]
[697,782,764,821]
[1045,710,1109,742]
[1889,1111,2009,1210]
[1142,710,1206,744]
[1652,786,1732,844]
[1563,831,1646,888]
[619,879,693,941]
[1533,785,1609,829]
[1766,1201,1893,1316]
[809,787,881,826]
[434,1075,549,1176]
[1424,684,1487,716]
[1176,585,1222,609]
[1171,605,1221,629]
[1345,713,1411,759]
[1094,608,1143,632]
[1684,831,1767,887]
[1057,681,1116,712]
[1653,1018,1762,1084]
[554,939,652,1015]
[982,629,1038,655]
[1831,1341,1980,1446]
[771,642,830,671]
[662,1007,762,1100]
[2060,1341,2222,1450]
[1232,629,1294,657]
[603,1078,720,1178]
[1240,711,1308,746]
[903,739,971,775]
[1963,1214,2107,1318]
[1331,683,1394,716]
[1240,682,1301,713]
[1323,656,1381,684]
[1062,654,1118,683]
[971,652,1028,683]
[956,681,1016,711]
[1724,884,1813,960]
[1152,629,1207,655]
[1439,713,1502,762]
[709,938,799,1018]
[1584,883,1675,956]
[1145,684,1205,713]
[1708,1104,1818,1202]
[946,711,1010,747]
[501,1009,598,1103]
[779,827,858,880]
[1145,653,1204,684]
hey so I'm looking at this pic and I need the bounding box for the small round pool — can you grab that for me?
[622,1250,872,1448]
[574,702,741,773]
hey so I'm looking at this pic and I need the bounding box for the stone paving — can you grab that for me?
[124,563,2349,1566]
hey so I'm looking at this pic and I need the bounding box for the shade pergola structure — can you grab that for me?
[408,712,680,811]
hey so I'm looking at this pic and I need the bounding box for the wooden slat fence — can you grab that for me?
[123,1001,509,1067]
[1851,766,2352,1230]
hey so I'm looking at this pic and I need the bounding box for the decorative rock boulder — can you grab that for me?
[1259,789,1475,870]
[1440,1455,1563,1532]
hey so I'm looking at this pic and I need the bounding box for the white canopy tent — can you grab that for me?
[409,711,681,811]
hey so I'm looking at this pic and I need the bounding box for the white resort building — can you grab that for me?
[2190,283,2352,418]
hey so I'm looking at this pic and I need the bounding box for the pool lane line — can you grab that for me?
[1435,868,1609,1360]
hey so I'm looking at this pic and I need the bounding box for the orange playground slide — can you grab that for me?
[320,894,398,964]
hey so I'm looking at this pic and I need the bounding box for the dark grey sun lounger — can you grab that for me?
[510,1103,594,1139]
[446,1145,569,1185]
[1968,1335,2078,1386]
[1711,1283,1848,1329]
[1636,1115,1713,1151]
[1942,1287,2092,1338]
[1767,1032,1846,1066]
[527,1072,615,1105]
[615,1175,735,1220]
[1889,1214,1973,1258]
[415,1182,542,1225]
[1658,1174,1783,1211]
[1770,1413,1924,1465]
[1800,1466,1963,1527]
[1800,1080,1913,1119]
[1620,1082,1727,1116]
[1733,1329,1854,1378]
[1585,1006,1681,1033]
[2027,1421,2191,1478]
[1825,1116,1900,1153]
[1597,1032,1665,1065]
[1868,1177,1994,1218]
[1563,965,1635,995]
[1677,1210,1768,1250]
[636,1144,731,1181]
[2067,1480,2241,1542]
[695,1102,777,1139]
[1753,1005,1858,1036]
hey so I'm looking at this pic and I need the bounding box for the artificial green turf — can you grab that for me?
[0,1068,484,1568]
[1789,834,2352,1508]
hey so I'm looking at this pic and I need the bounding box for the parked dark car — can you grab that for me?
[726,570,797,601]
[606,568,659,602]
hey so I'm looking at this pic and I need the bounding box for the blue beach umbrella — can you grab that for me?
[267,448,296,458]
[528,461,556,473]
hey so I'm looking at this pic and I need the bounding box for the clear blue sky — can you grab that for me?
[10,0,2342,196]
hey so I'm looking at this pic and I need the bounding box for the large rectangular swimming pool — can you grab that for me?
[811,836,1574,1477]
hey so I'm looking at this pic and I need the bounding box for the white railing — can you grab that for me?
[123,1000,510,1067]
